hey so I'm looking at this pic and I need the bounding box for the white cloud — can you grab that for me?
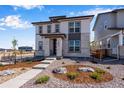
[81,8,113,15]
[13,5,44,10]
[0,15,32,29]
[69,11,75,16]
[0,27,6,31]
[69,8,116,16]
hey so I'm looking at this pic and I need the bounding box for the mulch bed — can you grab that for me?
[53,65,113,84]
[0,62,41,71]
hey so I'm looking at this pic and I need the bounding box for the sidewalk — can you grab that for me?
[0,57,56,88]
[0,69,42,88]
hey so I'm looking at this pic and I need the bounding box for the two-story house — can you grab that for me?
[32,15,94,58]
[93,9,124,58]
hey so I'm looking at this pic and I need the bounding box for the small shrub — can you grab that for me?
[21,68,26,70]
[62,62,65,64]
[122,78,124,80]
[76,61,80,63]
[95,68,106,74]
[66,72,79,80]
[35,75,50,84]
[90,72,101,80]
[106,66,111,69]
[0,64,3,67]
[26,61,32,64]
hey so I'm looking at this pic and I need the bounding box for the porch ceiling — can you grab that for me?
[39,33,66,39]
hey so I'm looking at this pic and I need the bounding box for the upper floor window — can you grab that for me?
[47,25,51,33]
[104,21,108,30]
[68,21,81,33]
[69,22,74,33]
[39,26,42,34]
[75,22,81,32]
[68,40,80,52]
[55,24,60,32]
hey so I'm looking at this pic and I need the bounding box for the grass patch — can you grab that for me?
[35,75,50,84]
[90,72,101,80]
[95,68,106,74]
[66,72,79,80]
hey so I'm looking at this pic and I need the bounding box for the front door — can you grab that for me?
[53,39,56,55]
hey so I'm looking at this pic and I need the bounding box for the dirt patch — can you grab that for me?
[0,62,40,71]
[0,62,41,84]
[53,65,113,84]
[0,67,31,84]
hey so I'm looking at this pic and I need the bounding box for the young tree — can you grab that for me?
[12,38,18,64]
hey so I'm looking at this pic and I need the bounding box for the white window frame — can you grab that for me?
[69,21,81,33]
[39,26,42,34]
[123,36,124,45]
[38,41,43,51]
[55,24,60,32]
[47,25,51,33]
[69,40,80,52]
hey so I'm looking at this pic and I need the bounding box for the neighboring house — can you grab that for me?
[32,15,94,58]
[18,46,33,51]
[0,48,5,52]
[93,9,124,58]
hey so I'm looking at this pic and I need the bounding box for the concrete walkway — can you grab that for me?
[0,57,56,88]
[0,69,42,88]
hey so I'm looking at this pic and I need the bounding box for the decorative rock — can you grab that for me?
[0,70,15,76]
[78,67,95,72]
[52,67,67,74]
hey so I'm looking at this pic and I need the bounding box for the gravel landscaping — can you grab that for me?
[21,59,124,88]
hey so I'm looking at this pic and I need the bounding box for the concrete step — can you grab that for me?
[41,60,54,64]
[32,64,49,69]
[45,57,56,60]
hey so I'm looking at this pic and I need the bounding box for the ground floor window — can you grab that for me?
[107,38,111,48]
[38,41,43,50]
[123,36,124,45]
[68,40,80,52]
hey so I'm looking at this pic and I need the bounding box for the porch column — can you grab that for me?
[119,31,123,46]
[56,38,62,57]
[43,38,50,56]
[118,31,123,59]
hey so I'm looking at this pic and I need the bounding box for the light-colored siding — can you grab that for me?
[117,10,124,27]
[94,13,117,41]
[35,17,92,57]
[93,10,124,58]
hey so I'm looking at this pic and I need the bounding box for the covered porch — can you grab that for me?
[40,33,66,58]
[91,29,124,59]
[107,28,124,58]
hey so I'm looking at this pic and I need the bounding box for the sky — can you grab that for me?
[0,5,124,49]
